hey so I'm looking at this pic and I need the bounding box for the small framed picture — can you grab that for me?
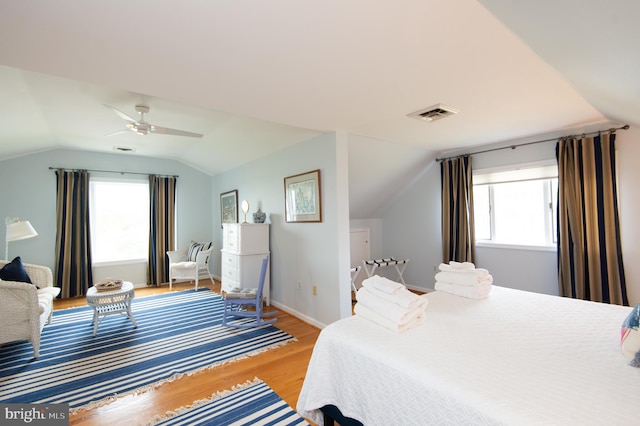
[284,169,322,223]
[220,189,238,228]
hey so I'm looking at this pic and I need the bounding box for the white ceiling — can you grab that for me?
[0,1,637,219]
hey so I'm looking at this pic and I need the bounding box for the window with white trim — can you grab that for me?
[89,179,150,263]
[473,162,558,249]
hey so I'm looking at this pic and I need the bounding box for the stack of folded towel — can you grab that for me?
[434,261,492,299]
[354,275,428,333]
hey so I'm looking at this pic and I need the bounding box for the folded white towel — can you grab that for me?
[438,263,451,272]
[438,263,488,276]
[356,286,427,324]
[450,261,476,269]
[434,281,492,299]
[434,271,493,286]
[359,283,426,310]
[439,261,476,271]
[362,275,406,295]
[354,303,425,333]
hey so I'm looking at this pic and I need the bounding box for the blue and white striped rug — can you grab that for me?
[0,289,295,411]
[151,378,308,426]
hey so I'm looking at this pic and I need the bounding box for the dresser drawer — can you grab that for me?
[222,223,269,254]
[223,225,240,251]
[221,252,239,269]
[221,263,239,280]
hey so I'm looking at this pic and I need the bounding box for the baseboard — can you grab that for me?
[270,300,327,330]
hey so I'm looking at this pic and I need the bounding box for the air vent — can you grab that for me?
[408,104,458,122]
[113,146,136,152]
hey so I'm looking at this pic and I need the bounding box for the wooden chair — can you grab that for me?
[222,255,277,328]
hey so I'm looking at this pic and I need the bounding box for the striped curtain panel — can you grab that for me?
[148,175,177,286]
[441,156,476,263]
[55,170,93,298]
[556,133,628,305]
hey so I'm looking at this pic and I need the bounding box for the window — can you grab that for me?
[90,179,150,263]
[473,162,557,249]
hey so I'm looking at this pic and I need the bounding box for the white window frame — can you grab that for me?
[473,160,558,252]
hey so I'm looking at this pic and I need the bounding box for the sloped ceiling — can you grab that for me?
[0,1,636,219]
[478,0,640,129]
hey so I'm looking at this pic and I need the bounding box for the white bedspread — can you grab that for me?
[297,286,640,425]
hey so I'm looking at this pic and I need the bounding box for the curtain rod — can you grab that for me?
[48,167,178,178]
[436,124,630,162]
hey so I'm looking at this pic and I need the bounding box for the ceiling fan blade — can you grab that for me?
[152,125,203,138]
[104,129,134,137]
[104,104,137,122]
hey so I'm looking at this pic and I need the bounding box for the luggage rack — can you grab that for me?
[349,266,362,293]
[362,257,409,285]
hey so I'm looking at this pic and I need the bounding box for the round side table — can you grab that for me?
[86,281,137,336]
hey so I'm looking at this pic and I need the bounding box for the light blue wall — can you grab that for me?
[0,136,352,327]
[349,218,383,260]
[378,138,561,295]
[212,132,351,327]
[0,149,213,270]
[379,162,442,290]
[5,125,637,326]
[379,126,640,303]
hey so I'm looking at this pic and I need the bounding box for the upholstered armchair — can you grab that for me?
[0,259,60,358]
[167,241,214,290]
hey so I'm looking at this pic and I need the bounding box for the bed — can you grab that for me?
[297,285,640,425]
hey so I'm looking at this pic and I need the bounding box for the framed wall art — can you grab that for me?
[220,189,238,228]
[284,169,322,223]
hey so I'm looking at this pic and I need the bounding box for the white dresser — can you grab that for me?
[221,223,270,305]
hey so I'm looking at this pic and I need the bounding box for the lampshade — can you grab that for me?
[7,220,38,242]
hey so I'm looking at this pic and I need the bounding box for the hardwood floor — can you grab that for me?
[54,280,321,426]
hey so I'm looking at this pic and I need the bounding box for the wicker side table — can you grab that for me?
[86,281,137,336]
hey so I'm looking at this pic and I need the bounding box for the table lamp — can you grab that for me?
[5,217,38,260]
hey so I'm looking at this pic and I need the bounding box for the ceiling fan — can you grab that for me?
[105,104,203,138]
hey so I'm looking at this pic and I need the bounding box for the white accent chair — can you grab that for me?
[0,260,60,358]
[167,242,214,290]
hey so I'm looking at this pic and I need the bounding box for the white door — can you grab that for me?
[350,228,370,290]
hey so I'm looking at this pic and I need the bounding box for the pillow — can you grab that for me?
[621,303,640,367]
[0,256,33,284]
[187,241,212,261]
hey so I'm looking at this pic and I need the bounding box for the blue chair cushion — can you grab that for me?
[226,287,258,299]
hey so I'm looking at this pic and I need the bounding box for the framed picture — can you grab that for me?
[284,169,322,223]
[220,189,238,228]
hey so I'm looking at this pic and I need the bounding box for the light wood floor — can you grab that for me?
[54,280,322,426]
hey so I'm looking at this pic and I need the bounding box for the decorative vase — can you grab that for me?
[253,208,266,223]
